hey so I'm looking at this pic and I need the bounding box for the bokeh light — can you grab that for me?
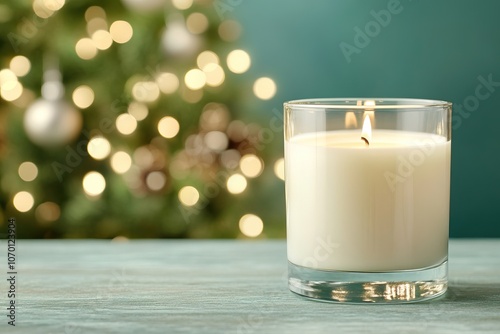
[87,136,111,160]
[253,77,277,100]
[204,131,228,152]
[146,171,167,191]
[184,69,206,90]
[35,202,60,224]
[240,154,263,178]
[239,214,264,237]
[226,173,247,194]
[1,80,23,101]
[156,72,179,94]
[227,49,251,74]
[110,151,132,174]
[132,81,160,103]
[274,158,285,180]
[82,171,106,196]
[218,20,241,42]
[85,6,106,21]
[158,116,180,139]
[116,113,138,135]
[13,191,34,212]
[18,161,38,182]
[179,186,199,206]
[72,85,94,109]
[186,12,209,34]
[75,38,98,60]
[197,50,219,70]
[110,20,133,44]
[9,56,31,77]
[172,0,193,10]
[92,30,113,50]
[128,102,148,121]
[203,63,225,87]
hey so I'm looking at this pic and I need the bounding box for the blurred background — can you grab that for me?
[0,0,499,238]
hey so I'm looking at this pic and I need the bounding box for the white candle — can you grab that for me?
[285,129,451,272]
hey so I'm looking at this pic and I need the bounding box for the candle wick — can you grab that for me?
[361,136,370,146]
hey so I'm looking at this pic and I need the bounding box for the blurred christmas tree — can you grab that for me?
[0,0,285,239]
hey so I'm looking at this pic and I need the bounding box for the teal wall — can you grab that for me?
[235,0,500,237]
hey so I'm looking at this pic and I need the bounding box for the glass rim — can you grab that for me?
[284,98,452,110]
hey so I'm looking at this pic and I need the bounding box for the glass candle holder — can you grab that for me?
[284,98,452,303]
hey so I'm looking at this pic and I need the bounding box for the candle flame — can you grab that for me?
[361,115,372,146]
[363,100,375,128]
[344,111,358,128]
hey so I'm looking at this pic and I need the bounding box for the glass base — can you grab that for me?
[288,260,447,304]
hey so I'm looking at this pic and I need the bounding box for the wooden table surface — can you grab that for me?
[1,239,499,333]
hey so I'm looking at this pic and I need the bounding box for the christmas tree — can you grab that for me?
[0,0,284,239]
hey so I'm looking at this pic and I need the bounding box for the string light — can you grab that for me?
[226,173,247,194]
[240,154,263,178]
[128,102,148,121]
[156,72,179,94]
[75,38,98,60]
[184,69,206,90]
[116,113,137,135]
[158,116,180,139]
[227,50,251,74]
[9,56,31,77]
[178,186,200,206]
[72,85,94,109]
[239,214,264,237]
[18,161,38,182]
[110,151,132,174]
[13,191,34,212]
[87,136,111,160]
[253,77,277,100]
[82,171,106,196]
[274,158,285,180]
[110,20,133,44]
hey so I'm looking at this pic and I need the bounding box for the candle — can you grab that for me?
[286,128,451,271]
[284,98,452,303]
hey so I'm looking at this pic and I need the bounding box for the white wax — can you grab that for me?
[285,130,451,271]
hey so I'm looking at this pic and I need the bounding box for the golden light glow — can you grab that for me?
[72,85,94,109]
[240,154,263,178]
[18,161,38,182]
[0,69,17,86]
[203,64,225,87]
[92,30,113,50]
[13,191,34,212]
[218,20,241,42]
[172,0,193,10]
[253,77,276,100]
[158,116,180,139]
[227,49,251,74]
[184,69,206,90]
[274,158,285,180]
[32,0,54,19]
[345,111,358,128]
[197,51,219,70]
[85,6,106,21]
[75,38,98,60]
[116,113,138,135]
[132,81,160,103]
[0,81,23,101]
[239,214,264,237]
[181,88,203,104]
[110,20,133,44]
[156,72,179,94]
[110,151,132,174]
[186,12,209,34]
[363,100,376,128]
[9,56,31,77]
[133,147,155,169]
[361,114,372,145]
[226,173,247,194]
[220,149,241,169]
[128,102,148,121]
[44,0,65,11]
[35,202,60,223]
[87,17,108,36]
[87,136,111,160]
[178,186,199,206]
[204,131,228,152]
[82,171,106,196]
[146,171,166,191]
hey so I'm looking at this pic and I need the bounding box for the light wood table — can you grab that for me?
[1,239,499,333]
